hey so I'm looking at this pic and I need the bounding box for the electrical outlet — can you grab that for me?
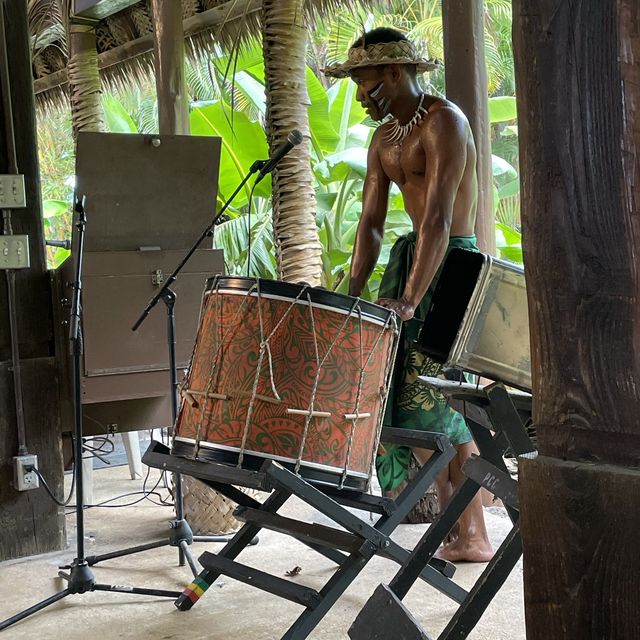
[0,235,30,269]
[13,455,39,491]
[0,175,26,208]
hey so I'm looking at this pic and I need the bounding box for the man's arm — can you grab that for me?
[348,132,391,297]
[382,107,468,320]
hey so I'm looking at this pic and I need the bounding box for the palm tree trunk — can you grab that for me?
[68,23,104,139]
[262,0,322,285]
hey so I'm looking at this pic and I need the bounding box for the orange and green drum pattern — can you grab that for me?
[176,288,396,478]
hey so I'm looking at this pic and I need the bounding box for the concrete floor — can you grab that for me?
[0,463,525,639]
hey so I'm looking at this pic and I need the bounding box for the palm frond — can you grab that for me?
[408,15,444,60]
[28,0,66,54]
[213,209,278,278]
[186,57,222,101]
[486,0,512,25]
[496,195,521,229]
[483,32,506,94]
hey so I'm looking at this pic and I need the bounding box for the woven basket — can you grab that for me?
[182,475,260,535]
[382,453,439,524]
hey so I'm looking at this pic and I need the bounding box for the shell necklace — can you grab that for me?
[384,94,428,144]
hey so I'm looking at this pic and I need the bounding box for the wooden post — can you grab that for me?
[0,0,65,560]
[442,0,495,255]
[513,1,640,637]
[150,0,190,135]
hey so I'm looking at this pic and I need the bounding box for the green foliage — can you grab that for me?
[212,205,278,279]
[495,221,523,264]
[488,96,518,123]
[37,1,523,279]
[42,199,71,268]
[109,81,158,133]
[37,107,74,269]
[37,108,74,202]
[307,67,341,153]
[190,102,271,206]
[102,95,138,133]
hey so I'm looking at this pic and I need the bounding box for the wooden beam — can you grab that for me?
[150,0,189,135]
[513,0,640,635]
[34,0,262,96]
[519,457,640,639]
[515,0,640,464]
[183,0,261,40]
[442,0,495,255]
[74,0,141,21]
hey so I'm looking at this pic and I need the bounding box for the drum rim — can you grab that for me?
[172,438,369,491]
[174,436,370,479]
[205,276,393,324]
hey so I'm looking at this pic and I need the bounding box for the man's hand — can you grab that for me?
[376,297,415,321]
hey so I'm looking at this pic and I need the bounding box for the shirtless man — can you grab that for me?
[324,28,493,563]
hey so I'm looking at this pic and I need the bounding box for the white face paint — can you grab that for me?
[368,80,391,121]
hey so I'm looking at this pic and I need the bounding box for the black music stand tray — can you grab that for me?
[349,379,535,640]
[143,427,467,639]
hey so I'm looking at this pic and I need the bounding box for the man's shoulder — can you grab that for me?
[425,97,467,124]
[421,97,469,137]
[370,124,387,145]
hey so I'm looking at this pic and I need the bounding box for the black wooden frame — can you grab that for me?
[143,427,465,639]
[349,381,535,640]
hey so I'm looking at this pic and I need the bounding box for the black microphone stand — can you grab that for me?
[83,160,266,575]
[0,197,182,634]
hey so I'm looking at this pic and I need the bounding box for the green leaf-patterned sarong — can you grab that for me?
[376,233,479,491]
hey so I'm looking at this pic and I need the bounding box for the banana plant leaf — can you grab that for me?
[190,102,271,207]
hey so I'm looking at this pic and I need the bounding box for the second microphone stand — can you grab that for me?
[0,198,182,634]
[84,160,266,575]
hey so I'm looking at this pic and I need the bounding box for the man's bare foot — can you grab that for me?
[445,523,460,545]
[435,538,494,563]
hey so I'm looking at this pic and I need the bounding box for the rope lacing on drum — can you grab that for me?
[255,279,282,403]
[340,305,365,489]
[295,295,360,475]
[340,306,399,489]
[193,278,258,460]
[366,312,401,491]
[238,281,311,469]
[173,277,213,451]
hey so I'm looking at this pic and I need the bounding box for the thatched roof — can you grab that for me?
[29,0,360,112]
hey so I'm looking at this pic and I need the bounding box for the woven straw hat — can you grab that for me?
[323,40,442,79]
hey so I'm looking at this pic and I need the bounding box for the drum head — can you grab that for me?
[204,276,393,325]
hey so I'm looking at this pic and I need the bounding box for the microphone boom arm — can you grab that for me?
[131,159,265,332]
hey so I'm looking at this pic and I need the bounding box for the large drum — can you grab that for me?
[174,277,399,490]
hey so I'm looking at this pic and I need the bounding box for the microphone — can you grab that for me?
[46,239,71,250]
[255,129,304,184]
